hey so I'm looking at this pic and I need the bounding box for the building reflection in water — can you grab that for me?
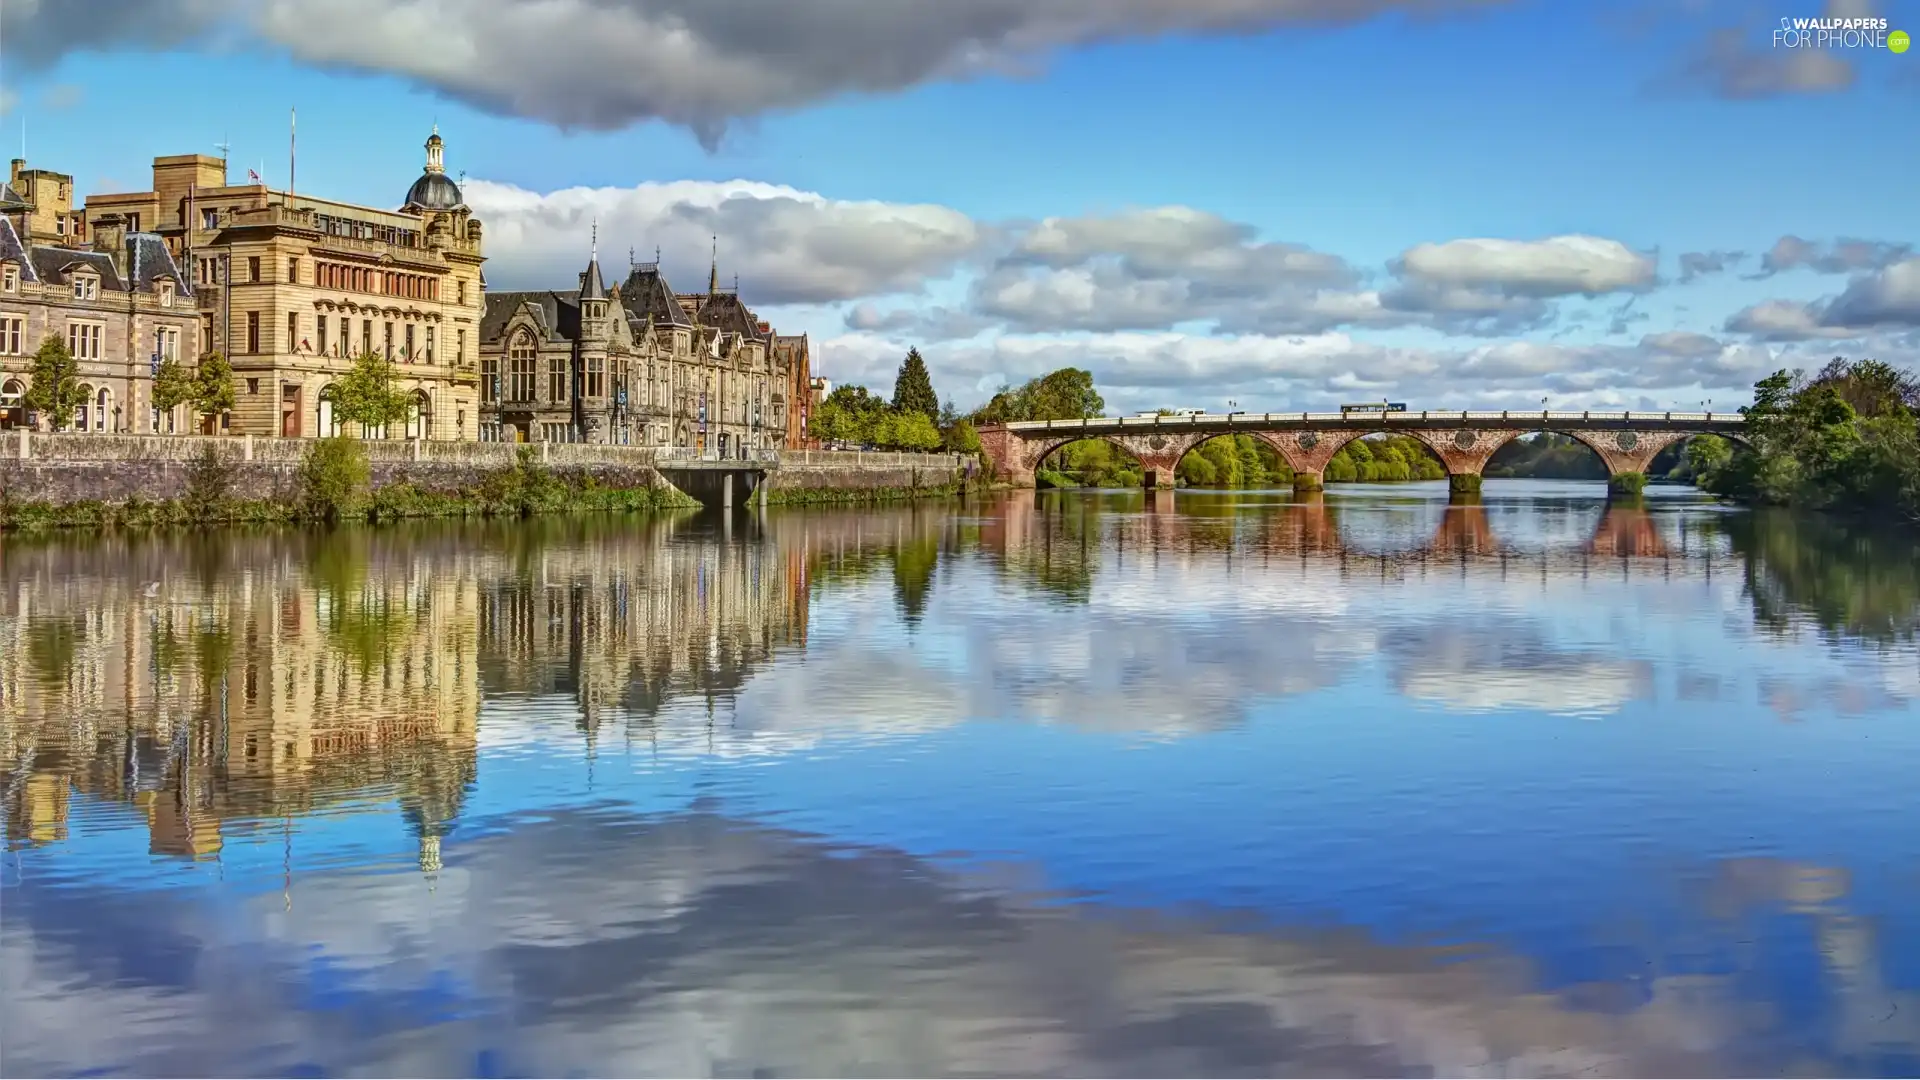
[2,491,1917,1075]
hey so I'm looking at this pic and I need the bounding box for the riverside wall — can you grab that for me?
[0,432,973,507]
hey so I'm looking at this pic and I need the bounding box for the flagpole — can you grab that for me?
[289,108,296,206]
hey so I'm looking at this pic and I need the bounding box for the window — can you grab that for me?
[67,322,103,360]
[317,314,329,356]
[457,280,467,305]
[404,323,415,362]
[509,332,536,401]
[287,257,299,284]
[361,320,372,356]
[288,312,299,352]
[0,316,21,354]
[549,352,567,403]
[248,256,261,282]
[246,310,260,353]
[158,279,174,307]
[72,274,98,301]
[587,354,604,398]
[1,264,16,292]
[457,328,465,367]
[156,326,179,364]
[248,378,259,395]
[201,208,218,230]
[425,326,435,365]
[482,352,499,403]
[383,321,393,358]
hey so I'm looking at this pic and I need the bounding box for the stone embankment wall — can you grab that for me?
[0,433,974,507]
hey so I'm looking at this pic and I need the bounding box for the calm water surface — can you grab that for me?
[3,480,1918,1077]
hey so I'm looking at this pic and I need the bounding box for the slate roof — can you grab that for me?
[29,246,125,291]
[0,181,28,212]
[0,217,36,282]
[580,257,606,301]
[620,264,691,329]
[481,290,581,345]
[126,232,193,298]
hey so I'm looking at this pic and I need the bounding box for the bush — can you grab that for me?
[299,437,371,521]
[181,445,237,523]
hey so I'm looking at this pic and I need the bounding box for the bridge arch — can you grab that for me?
[1025,434,1149,489]
[1173,431,1297,488]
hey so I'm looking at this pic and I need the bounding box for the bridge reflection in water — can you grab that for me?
[3,492,1918,1077]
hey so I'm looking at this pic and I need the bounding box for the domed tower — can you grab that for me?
[402,125,465,215]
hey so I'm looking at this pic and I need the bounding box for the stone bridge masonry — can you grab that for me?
[977,410,1748,493]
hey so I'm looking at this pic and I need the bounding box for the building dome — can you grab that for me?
[404,170,464,211]
[401,127,465,212]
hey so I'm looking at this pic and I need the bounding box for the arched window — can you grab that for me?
[317,385,341,438]
[74,384,93,432]
[509,332,536,402]
[95,386,112,432]
[405,390,432,440]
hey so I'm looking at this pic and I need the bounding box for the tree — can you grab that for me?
[23,334,85,430]
[151,357,197,426]
[331,351,416,436]
[192,351,236,424]
[891,347,939,424]
[968,367,1105,425]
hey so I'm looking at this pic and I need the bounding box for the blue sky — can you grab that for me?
[3,0,1916,413]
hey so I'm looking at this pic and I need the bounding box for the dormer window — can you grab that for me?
[72,273,99,301]
[158,279,175,308]
[1,263,16,293]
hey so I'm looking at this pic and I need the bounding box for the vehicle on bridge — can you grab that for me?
[1340,402,1407,416]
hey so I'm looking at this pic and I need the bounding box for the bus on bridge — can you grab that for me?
[1340,401,1408,416]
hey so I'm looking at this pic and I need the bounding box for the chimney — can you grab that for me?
[91,213,130,276]
[9,159,22,185]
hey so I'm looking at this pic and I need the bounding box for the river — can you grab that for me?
[3,480,1917,1077]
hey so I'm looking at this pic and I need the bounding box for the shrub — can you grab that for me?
[181,444,237,524]
[299,437,371,521]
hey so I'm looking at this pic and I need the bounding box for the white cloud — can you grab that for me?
[2,0,1520,147]
[465,178,982,304]
[1725,260,1920,341]
[1393,235,1658,297]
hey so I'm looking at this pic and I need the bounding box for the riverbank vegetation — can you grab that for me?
[1692,358,1920,523]
[0,439,697,533]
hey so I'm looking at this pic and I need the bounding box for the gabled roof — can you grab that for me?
[126,232,192,298]
[0,217,36,281]
[29,247,125,291]
[0,181,28,212]
[621,264,691,328]
[694,290,771,342]
[481,290,581,344]
[580,257,606,301]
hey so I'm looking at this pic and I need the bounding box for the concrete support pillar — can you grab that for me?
[242,433,254,461]
[18,428,30,460]
[1291,470,1323,492]
[1147,488,1176,514]
[721,472,734,508]
[757,475,769,508]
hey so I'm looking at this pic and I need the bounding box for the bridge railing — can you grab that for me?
[654,446,782,464]
[1002,409,1738,431]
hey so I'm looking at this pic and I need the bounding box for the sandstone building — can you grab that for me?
[81,129,485,439]
[479,248,809,451]
[0,159,203,432]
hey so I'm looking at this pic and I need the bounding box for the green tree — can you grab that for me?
[192,351,237,425]
[970,367,1106,425]
[151,356,197,425]
[331,350,416,436]
[891,347,939,423]
[23,334,85,430]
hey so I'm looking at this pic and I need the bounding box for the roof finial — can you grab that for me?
[708,234,718,296]
[590,217,598,261]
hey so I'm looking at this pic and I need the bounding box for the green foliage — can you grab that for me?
[26,617,84,688]
[970,368,1104,424]
[181,444,237,523]
[1039,438,1143,488]
[1324,435,1446,483]
[1703,358,1920,523]
[151,357,197,418]
[891,347,940,423]
[1174,435,1291,488]
[809,382,944,450]
[298,436,372,522]
[331,351,417,435]
[1711,509,1920,643]
[891,532,939,624]
[944,418,982,455]
[1485,432,1607,479]
[1607,471,1648,497]
[23,334,85,429]
[192,351,237,422]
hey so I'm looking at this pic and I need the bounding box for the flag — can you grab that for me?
[248,168,260,182]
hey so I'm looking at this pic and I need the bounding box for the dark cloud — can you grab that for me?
[2,0,1519,149]
[1677,249,1744,282]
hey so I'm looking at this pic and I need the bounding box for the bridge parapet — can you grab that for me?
[981,409,1746,489]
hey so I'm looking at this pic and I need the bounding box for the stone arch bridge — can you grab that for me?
[977,410,1747,491]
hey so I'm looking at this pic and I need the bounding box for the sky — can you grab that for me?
[2,0,1916,416]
